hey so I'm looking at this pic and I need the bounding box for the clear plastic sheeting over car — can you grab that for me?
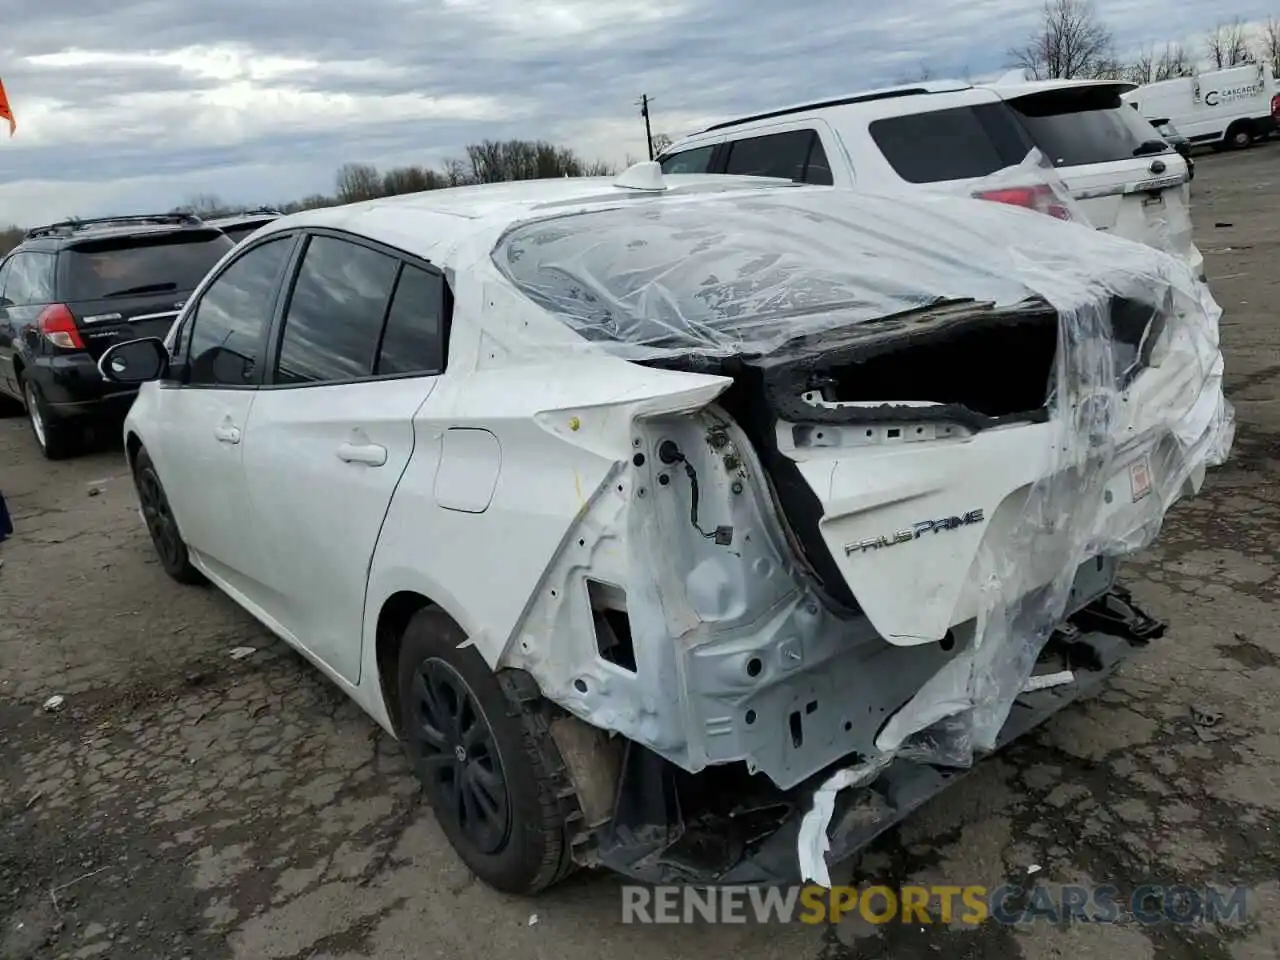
[490,171,1233,775]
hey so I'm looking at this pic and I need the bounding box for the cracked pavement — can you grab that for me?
[3,148,1280,960]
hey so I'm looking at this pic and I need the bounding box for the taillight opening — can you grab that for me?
[975,185,1072,222]
[37,304,86,350]
[1272,94,1280,118]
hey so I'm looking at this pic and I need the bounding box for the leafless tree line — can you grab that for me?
[0,138,616,254]
[1007,0,1280,83]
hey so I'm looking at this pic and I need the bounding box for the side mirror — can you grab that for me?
[98,337,170,384]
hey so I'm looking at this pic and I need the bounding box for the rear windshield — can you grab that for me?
[491,193,1039,358]
[62,229,234,301]
[1007,87,1168,166]
[869,86,1168,183]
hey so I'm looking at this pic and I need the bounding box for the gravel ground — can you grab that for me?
[2,147,1279,960]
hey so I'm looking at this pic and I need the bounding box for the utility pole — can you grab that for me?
[638,94,654,160]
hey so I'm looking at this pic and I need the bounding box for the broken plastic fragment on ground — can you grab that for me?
[798,758,891,887]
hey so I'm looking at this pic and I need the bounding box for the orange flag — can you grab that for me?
[0,78,14,137]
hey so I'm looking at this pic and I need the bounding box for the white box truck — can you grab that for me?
[1124,62,1279,150]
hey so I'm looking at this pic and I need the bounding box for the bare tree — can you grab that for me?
[334,163,382,204]
[0,224,23,255]
[381,165,447,196]
[894,63,936,85]
[1206,18,1251,69]
[1127,47,1155,85]
[1263,17,1280,77]
[1008,0,1116,80]
[1156,42,1194,80]
[649,132,673,156]
[178,193,232,218]
[464,139,612,183]
[1126,41,1194,84]
[441,158,471,187]
[292,194,337,212]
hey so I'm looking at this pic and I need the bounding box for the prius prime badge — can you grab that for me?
[844,509,985,556]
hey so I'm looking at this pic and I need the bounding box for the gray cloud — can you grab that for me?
[0,0,1275,226]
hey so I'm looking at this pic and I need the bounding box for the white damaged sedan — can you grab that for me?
[101,163,1233,893]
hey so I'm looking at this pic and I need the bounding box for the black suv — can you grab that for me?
[205,208,283,245]
[0,213,235,459]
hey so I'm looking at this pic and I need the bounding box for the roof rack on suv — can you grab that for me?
[701,83,965,134]
[24,213,204,240]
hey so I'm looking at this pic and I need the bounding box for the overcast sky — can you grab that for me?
[0,0,1274,226]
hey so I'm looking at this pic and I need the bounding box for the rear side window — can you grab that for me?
[659,145,715,175]
[62,230,234,301]
[186,236,292,387]
[1007,88,1167,166]
[274,236,399,385]
[3,252,56,305]
[722,129,833,184]
[376,264,446,376]
[870,105,1029,183]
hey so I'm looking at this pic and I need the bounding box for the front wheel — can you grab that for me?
[396,609,578,894]
[132,447,205,585]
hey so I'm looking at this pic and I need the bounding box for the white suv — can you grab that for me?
[100,168,1229,893]
[659,78,1204,278]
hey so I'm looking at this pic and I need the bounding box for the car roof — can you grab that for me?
[253,173,806,265]
[699,80,973,132]
[668,76,1139,146]
[20,214,214,246]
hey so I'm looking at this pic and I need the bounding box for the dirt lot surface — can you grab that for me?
[3,148,1280,960]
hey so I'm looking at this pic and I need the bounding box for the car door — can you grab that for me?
[239,232,446,685]
[146,233,297,598]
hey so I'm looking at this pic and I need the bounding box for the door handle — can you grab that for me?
[214,423,241,444]
[337,442,388,467]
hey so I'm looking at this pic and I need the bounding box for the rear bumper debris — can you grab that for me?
[590,585,1164,887]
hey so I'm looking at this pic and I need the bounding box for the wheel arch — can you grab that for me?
[125,430,144,470]
[375,590,451,736]
[1225,118,1255,147]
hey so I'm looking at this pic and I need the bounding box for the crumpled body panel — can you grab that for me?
[482,166,1232,775]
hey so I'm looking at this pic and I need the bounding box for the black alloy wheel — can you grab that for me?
[395,607,579,894]
[407,658,511,855]
[132,448,205,585]
[137,466,182,571]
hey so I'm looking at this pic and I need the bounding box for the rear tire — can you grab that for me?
[1226,123,1254,150]
[396,609,578,894]
[132,447,206,585]
[23,379,81,460]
